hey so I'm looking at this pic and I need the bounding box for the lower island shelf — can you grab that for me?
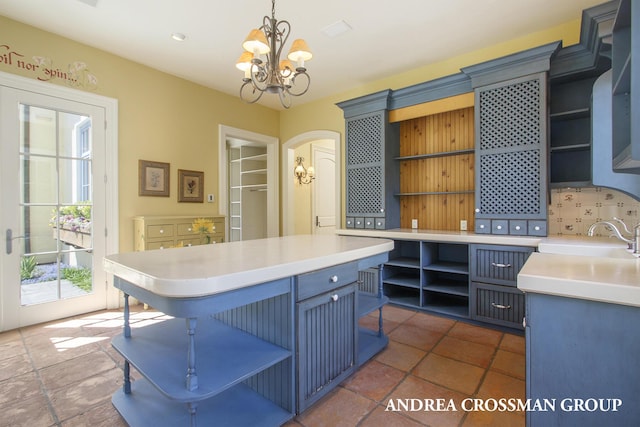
[111,313,294,427]
[112,379,291,427]
[358,290,390,363]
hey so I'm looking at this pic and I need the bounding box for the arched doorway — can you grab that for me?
[282,131,341,236]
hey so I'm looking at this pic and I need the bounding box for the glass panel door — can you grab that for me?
[1,86,107,329]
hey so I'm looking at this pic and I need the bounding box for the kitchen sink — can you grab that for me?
[538,237,639,259]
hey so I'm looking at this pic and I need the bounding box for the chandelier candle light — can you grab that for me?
[237,0,312,108]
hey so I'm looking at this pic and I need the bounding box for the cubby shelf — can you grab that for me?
[383,240,470,317]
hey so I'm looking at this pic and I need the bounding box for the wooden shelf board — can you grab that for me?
[397,191,474,196]
[396,149,475,161]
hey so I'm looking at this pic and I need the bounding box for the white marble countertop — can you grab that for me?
[104,235,394,298]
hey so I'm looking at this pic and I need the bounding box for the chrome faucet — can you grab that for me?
[587,220,640,255]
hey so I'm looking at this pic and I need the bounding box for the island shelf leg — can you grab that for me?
[186,317,198,391]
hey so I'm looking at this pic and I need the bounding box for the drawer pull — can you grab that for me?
[159,229,164,234]
[331,294,339,302]
[491,262,512,268]
[330,275,338,283]
[491,302,511,310]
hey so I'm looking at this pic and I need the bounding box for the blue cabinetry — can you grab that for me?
[469,244,533,330]
[105,241,392,427]
[612,0,640,173]
[382,239,471,319]
[111,277,295,427]
[338,91,400,230]
[526,293,640,426]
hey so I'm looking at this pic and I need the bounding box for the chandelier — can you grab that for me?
[236,0,312,109]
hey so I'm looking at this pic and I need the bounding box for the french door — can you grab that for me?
[0,81,114,330]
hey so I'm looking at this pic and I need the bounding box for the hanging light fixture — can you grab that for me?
[294,157,314,185]
[237,0,312,109]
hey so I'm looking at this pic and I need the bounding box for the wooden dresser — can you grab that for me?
[133,215,225,251]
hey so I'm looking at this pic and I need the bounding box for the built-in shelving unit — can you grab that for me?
[382,240,470,318]
[396,106,475,231]
[612,0,640,172]
[228,145,268,241]
[549,77,597,187]
[422,242,469,318]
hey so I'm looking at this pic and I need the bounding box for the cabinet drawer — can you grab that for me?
[176,222,196,236]
[296,261,358,301]
[470,282,525,329]
[146,240,175,250]
[528,220,547,236]
[470,244,534,286]
[179,237,201,247]
[146,224,174,238]
[491,220,509,235]
[475,219,491,234]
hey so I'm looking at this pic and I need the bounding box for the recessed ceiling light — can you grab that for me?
[77,0,99,6]
[171,33,186,42]
[321,20,352,38]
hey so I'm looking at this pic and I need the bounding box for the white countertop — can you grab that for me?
[104,235,394,298]
[337,228,541,246]
[518,252,640,307]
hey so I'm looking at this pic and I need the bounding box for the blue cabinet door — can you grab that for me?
[297,283,357,412]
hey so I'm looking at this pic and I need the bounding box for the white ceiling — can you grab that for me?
[0,0,605,110]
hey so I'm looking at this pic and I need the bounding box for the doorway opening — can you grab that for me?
[282,131,341,236]
[218,125,279,240]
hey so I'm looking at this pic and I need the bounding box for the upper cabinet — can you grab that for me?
[337,1,639,233]
[462,42,561,237]
[612,0,640,173]
[337,90,400,230]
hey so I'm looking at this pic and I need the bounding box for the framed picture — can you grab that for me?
[138,160,170,197]
[178,169,204,203]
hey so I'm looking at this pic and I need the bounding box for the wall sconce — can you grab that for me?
[294,156,314,185]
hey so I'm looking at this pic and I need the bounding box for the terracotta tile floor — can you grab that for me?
[0,305,525,427]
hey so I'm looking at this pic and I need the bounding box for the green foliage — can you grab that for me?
[61,267,92,291]
[20,256,37,280]
[58,204,92,220]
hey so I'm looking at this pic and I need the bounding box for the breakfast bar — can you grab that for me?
[103,235,393,427]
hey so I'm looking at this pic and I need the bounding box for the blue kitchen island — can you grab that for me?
[103,234,393,427]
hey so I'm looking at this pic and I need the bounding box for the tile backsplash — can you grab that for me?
[548,187,640,236]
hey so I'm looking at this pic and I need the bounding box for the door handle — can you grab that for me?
[6,229,27,255]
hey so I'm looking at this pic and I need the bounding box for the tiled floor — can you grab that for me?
[0,304,525,427]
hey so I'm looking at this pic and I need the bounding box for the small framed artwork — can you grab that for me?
[138,160,170,197]
[178,169,204,203]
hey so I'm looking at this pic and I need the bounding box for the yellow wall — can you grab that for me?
[1,14,584,252]
[1,16,279,252]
